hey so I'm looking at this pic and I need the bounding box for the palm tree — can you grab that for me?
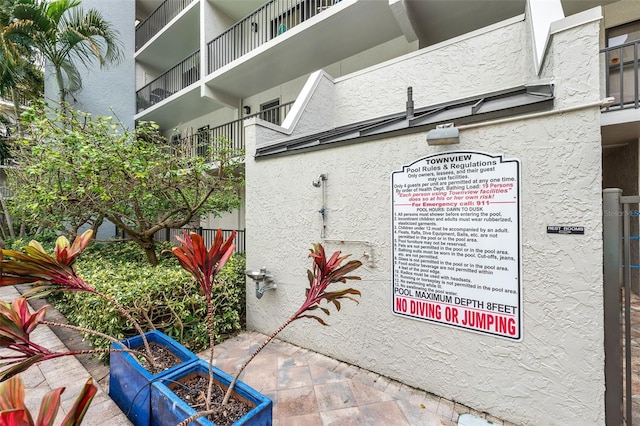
[0,0,43,126]
[10,0,123,103]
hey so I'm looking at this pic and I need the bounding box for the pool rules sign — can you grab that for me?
[392,151,522,340]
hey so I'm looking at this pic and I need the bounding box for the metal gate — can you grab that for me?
[603,188,638,425]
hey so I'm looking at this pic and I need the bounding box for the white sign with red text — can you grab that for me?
[391,151,521,340]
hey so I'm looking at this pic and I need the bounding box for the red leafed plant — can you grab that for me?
[172,230,236,412]
[0,374,97,426]
[176,241,363,425]
[221,243,362,403]
[0,297,147,382]
[0,230,158,377]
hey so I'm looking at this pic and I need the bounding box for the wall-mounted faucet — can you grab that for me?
[246,268,277,299]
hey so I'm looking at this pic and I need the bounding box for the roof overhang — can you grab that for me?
[255,84,554,158]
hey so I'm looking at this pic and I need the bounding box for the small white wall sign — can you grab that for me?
[391,151,522,340]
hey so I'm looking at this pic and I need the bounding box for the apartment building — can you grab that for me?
[72,0,640,423]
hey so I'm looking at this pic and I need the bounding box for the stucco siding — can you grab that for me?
[245,16,604,426]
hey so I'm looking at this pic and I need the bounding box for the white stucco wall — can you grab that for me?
[44,0,136,128]
[245,14,604,426]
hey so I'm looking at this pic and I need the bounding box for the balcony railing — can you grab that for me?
[136,0,193,50]
[207,0,340,73]
[175,101,294,159]
[136,50,199,113]
[602,40,640,111]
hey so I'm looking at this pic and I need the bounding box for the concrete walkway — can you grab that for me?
[0,282,514,425]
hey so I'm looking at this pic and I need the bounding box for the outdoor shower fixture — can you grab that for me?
[246,268,277,299]
[312,173,328,237]
[312,173,327,187]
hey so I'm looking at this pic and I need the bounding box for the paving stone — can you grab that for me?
[309,364,346,385]
[277,386,318,418]
[314,380,357,411]
[348,379,395,406]
[358,400,411,425]
[319,406,364,425]
[277,365,313,390]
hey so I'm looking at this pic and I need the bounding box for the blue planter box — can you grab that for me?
[150,359,272,425]
[109,330,199,426]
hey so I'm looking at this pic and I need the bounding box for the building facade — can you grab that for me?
[83,0,640,423]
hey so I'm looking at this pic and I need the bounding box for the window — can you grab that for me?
[260,100,280,125]
[170,133,181,155]
[196,126,210,157]
[606,20,640,105]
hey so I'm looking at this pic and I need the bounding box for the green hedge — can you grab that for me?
[49,241,246,361]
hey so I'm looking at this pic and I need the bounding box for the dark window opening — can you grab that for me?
[261,100,280,125]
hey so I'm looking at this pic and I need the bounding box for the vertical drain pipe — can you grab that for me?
[312,173,328,238]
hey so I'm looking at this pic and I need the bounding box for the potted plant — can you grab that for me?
[108,330,198,426]
[0,230,196,425]
[154,233,363,425]
[0,229,364,426]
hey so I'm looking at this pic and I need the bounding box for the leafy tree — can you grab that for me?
[8,102,244,265]
[8,0,122,103]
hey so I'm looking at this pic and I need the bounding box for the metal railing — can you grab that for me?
[136,50,199,113]
[117,227,245,253]
[0,186,12,199]
[601,40,640,111]
[175,101,293,159]
[207,0,340,73]
[603,188,640,426]
[154,228,246,253]
[136,0,194,50]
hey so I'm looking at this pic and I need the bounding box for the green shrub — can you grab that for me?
[50,241,246,361]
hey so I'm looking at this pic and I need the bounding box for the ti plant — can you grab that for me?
[172,230,236,412]
[176,242,363,426]
[0,375,97,426]
[0,230,157,379]
[0,297,147,382]
[222,243,362,403]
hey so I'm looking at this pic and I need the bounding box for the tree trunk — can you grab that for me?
[0,195,15,239]
[55,66,66,104]
[141,238,158,266]
[10,87,22,135]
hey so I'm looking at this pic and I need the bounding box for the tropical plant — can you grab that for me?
[221,243,362,403]
[172,234,363,425]
[0,227,363,425]
[172,230,236,412]
[0,230,158,377]
[9,102,243,265]
[0,0,43,127]
[8,0,122,103]
[0,374,96,426]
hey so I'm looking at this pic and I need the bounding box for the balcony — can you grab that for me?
[601,40,640,148]
[136,50,200,113]
[136,0,194,51]
[173,101,293,160]
[602,40,640,111]
[203,0,403,99]
[207,0,340,73]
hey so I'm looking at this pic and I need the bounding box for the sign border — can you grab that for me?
[391,150,523,341]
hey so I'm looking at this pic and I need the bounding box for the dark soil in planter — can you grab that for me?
[136,342,183,374]
[171,374,252,426]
